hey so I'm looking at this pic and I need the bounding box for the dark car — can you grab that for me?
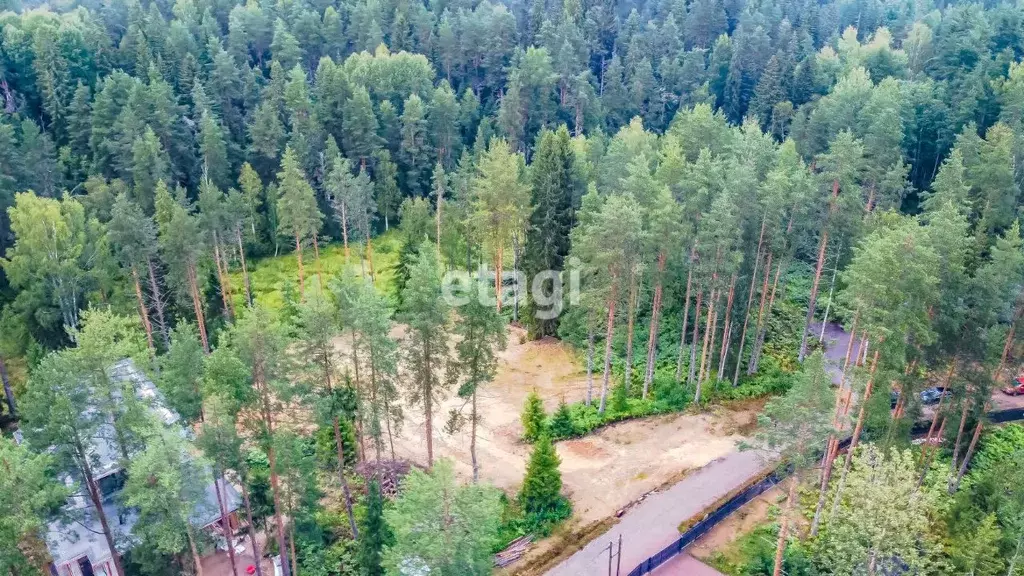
[920,386,951,405]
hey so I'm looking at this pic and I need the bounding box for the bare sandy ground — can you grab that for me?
[387,325,761,524]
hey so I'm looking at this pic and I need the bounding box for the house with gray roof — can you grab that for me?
[44,359,241,576]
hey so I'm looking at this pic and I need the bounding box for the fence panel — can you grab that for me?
[624,470,781,575]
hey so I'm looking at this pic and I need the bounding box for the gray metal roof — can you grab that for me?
[46,359,240,567]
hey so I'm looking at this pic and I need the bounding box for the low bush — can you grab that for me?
[532,359,794,442]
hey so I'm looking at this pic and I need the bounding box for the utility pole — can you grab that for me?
[607,535,623,576]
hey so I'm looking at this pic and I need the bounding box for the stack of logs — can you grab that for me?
[494,535,533,568]
[355,459,412,499]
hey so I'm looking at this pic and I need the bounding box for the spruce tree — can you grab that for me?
[523,126,576,338]
[521,389,547,442]
[342,86,381,164]
[358,479,392,576]
[549,399,575,439]
[518,434,569,533]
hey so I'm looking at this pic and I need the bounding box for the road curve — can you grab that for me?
[545,449,771,576]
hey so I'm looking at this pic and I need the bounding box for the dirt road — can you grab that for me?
[386,327,760,525]
[544,449,771,576]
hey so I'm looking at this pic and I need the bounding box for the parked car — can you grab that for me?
[920,386,951,405]
[1003,377,1024,396]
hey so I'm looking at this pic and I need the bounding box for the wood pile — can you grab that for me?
[494,535,533,568]
[356,459,412,499]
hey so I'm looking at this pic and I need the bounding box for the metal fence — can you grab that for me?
[622,406,1024,576]
[624,470,782,576]
[624,437,854,576]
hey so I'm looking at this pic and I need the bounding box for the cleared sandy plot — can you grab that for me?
[388,325,762,524]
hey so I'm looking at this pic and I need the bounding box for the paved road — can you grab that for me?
[546,323,852,576]
[650,554,726,575]
[545,449,771,576]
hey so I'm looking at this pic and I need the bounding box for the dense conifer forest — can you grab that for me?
[3,0,1024,573]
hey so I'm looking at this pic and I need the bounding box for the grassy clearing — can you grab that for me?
[227,231,402,311]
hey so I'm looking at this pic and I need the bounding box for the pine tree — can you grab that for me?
[399,242,452,467]
[108,193,163,350]
[452,295,507,481]
[521,389,547,442]
[276,146,324,296]
[471,138,530,311]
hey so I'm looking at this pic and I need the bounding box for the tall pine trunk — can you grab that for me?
[187,527,205,576]
[810,311,860,536]
[951,415,985,493]
[214,472,239,576]
[675,247,696,382]
[734,242,766,386]
[749,258,783,375]
[267,444,290,576]
[687,288,704,386]
[78,436,126,576]
[471,390,479,482]
[695,288,716,401]
[312,235,324,295]
[717,274,737,381]
[239,476,264,576]
[187,262,210,353]
[830,349,880,521]
[643,251,667,398]
[436,190,442,258]
[950,396,971,484]
[586,318,596,406]
[131,266,155,353]
[341,203,350,263]
[995,299,1023,382]
[773,473,799,576]
[424,339,435,467]
[799,179,840,362]
[495,244,504,311]
[702,291,720,383]
[236,226,253,307]
[598,276,618,414]
[294,234,305,299]
[623,267,639,391]
[799,230,829,362]
[213,233,235,320]
[254,351,291,576]
[147,258,171,349]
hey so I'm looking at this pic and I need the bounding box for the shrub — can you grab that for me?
[521,389,547,442]
[610,381,630,414]
[549,399,576,438]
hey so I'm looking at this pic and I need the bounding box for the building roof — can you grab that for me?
[45,359,239,568]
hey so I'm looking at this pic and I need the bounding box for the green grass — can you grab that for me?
[228,231,401,311]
